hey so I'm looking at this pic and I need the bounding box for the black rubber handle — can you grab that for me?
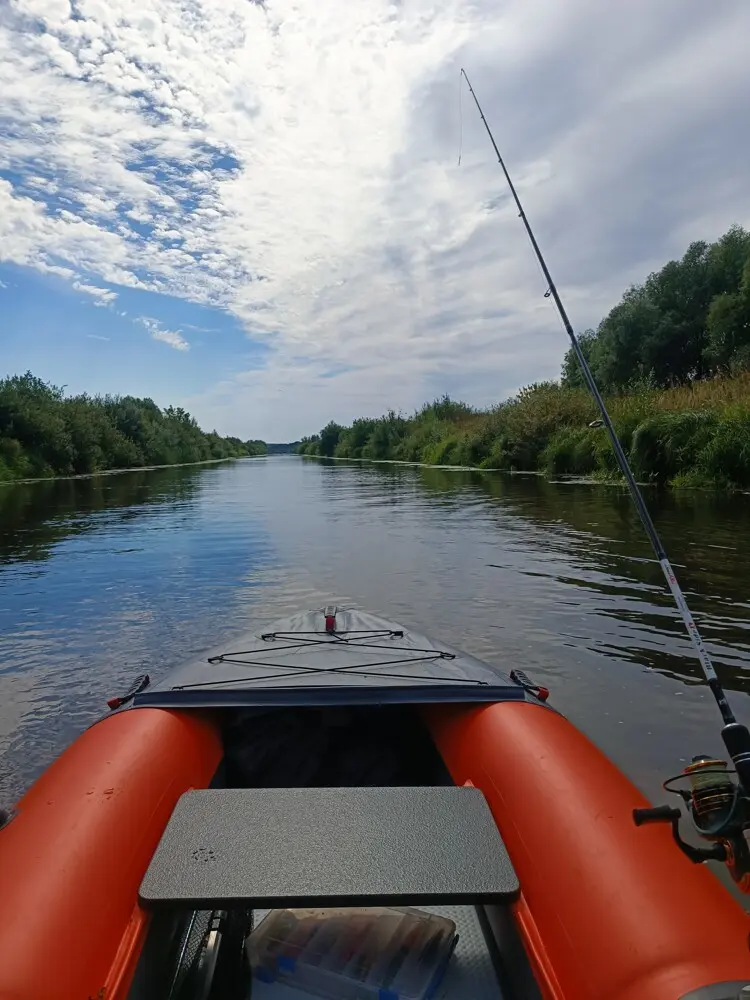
[107,673,150,711]
[633,805,682,826]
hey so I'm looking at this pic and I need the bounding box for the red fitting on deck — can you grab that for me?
[323,605,337,633]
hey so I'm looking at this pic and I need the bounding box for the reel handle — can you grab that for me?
[633,805,682,826]
[633,804,727,864]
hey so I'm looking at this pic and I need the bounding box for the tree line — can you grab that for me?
[298,224,750,488]
[0,372,266,481]
[561,224,750,389]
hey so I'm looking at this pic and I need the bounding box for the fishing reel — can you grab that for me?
[634,726,750,890]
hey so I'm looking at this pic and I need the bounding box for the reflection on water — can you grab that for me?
[305,461,750,690]
[0,466,206,565]
[1,456,749,815]
[415,467,750,689]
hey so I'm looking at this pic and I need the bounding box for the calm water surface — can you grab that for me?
[2,456,750,811]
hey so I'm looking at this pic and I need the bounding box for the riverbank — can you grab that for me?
[298,373,750,489]
[0,454,266,488]
[0,372,266,482]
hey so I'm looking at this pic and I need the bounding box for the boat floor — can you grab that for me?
[250,905,505,1000]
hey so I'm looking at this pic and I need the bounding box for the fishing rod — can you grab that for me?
[461,67,750,886]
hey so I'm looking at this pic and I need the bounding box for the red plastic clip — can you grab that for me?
[324,605,337,634]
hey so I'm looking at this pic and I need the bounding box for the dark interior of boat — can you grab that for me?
[127,705,539,1000]
[223,706,452,789]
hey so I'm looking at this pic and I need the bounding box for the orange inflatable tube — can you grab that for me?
[424,701,750,1000]
[0,708,222,1000]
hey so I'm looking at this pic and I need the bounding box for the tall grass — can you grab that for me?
[298,376,750,489]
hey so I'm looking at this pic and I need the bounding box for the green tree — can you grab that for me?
[560,225,750,391]
[704,258,750,373]
[335,418,377,458]
[561,330,598,388]
[297,435,321,455]
[318,421,345,457]
[640,240,713,383]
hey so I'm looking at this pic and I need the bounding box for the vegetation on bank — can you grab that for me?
[299,225,750,489]
[297,376,750,488]
[0,372,266,482]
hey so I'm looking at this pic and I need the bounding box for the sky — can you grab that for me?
[1,0,749,442]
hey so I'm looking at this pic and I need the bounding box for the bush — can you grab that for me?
[541,428,599,476]
[422,435,464,466]
[694,411,750,487]
[630,411,718,482]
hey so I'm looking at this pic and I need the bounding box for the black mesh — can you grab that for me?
[167,910,212,999]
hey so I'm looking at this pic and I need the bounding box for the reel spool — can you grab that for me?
[682,756,737,836]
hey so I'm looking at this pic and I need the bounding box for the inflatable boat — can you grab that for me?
[1,606,749,1000]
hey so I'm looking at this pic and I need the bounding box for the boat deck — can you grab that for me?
[249,905,505,1000]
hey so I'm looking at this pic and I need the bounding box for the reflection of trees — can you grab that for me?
[322,460,750,692]
[0,466,204,565]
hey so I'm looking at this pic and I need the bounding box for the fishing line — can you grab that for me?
[458,67,736,727]
[457,69,463,167]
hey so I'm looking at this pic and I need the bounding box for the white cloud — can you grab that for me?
[0,0,749,437]
[72,280,118,302]
[137,316,190,351]
[86,333,110,340]
[151,327,190,351]
[35,261,77,280]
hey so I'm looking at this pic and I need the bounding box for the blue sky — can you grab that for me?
[1,261,269,408]
[1,0,749,440]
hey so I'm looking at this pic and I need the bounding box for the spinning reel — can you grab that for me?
[634,723,750,890]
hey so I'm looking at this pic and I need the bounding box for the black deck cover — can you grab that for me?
[135,607,528,709]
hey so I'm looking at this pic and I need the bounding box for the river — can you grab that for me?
[2,455,750,815]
